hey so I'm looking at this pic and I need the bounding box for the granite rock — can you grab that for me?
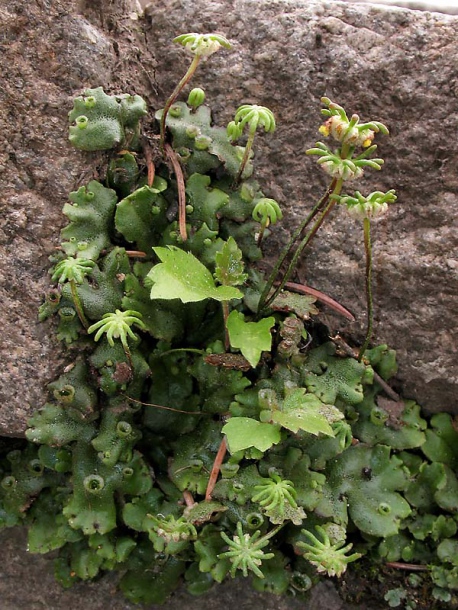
[143,0,458,413]
[0,0,156,435]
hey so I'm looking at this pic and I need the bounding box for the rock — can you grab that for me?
[1,0,457,438]
[0,0,156,435]
[340,0,458,15]
[0,2,452,608]
[143,0,458,413]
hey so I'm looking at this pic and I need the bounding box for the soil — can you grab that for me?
[339,559,458,609]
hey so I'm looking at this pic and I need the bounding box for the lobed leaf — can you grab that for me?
[222,417,281,454]
[148,247,243,303]
[226,310,274,368]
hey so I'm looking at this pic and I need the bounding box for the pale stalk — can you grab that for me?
[259,178,343,313]
[159,54,201,150]
[358,216,373,361]
[257,181,336,314]
[233,119,257,187]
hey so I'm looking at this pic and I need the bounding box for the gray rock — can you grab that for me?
[341,0,458,15]
[0,0,156,435]
[0,0,457,428]
[144,0,458,413]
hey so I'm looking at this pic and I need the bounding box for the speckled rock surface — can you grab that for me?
[1,1,455,608]
[0,0,156,435]
[143,0,458,413]
[0,0,457,427]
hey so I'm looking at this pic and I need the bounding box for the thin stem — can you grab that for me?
[143,141,155,187]
[257,179,337,315]
[126,250,147,258]
[233,121,257,188]
[159,347,205,357]
[260,523,284,543]
[256,220,268,247]
[385,562,429,572]
[164,143,187,241]
[205,437,227,501]
[69,279,89,329]
[266,198,336,307]
[222,301,230,350]
[123,394,204,415]
[261,178,343,313]
[358,217,373,361]
[160,54,201,151]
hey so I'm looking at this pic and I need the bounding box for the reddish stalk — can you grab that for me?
[159,54,201,151]
[283,281,355,321]
[222,302,230,350]
[205,437,227,501]
[143,143,156,187]
[164,143,187,241]
[126,250,147,258]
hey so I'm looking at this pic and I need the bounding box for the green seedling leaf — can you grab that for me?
[435,464,458,512]
[365,344,398,380]
[408,514,436,541]
[120,558,186,605]
[222,417,281,454]
[214,237,248,287]
[27,494,83,553]
[184,500,227,526]
[148,247,243,303]
[122,263,185,343]
[107,152,140,197]
[194,524,231,583]
[270,388,341,436]
[190,351,251,415]
[432,515,457,541]
[405,461,447,511]
[226,310,275,368]
[353,395,427,450]
[122,489,164,532]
